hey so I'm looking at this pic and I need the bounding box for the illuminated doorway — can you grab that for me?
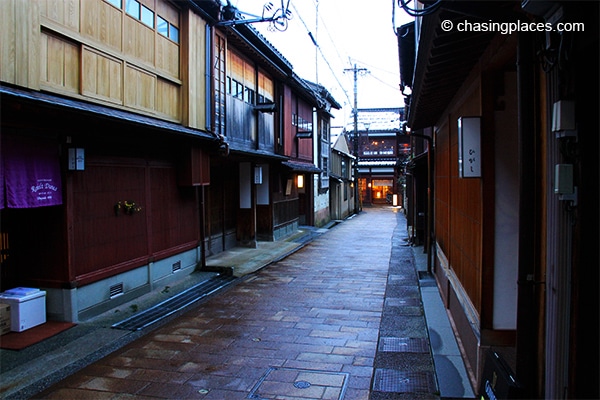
[371,179,393,204]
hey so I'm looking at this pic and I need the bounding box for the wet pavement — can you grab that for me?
[1,206,475,399]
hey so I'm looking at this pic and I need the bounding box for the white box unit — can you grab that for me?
[0,287,46,332]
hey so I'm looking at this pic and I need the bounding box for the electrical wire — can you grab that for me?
[290,2,352,105]
[305,2,401,106]
[398,0,441,17]
[317,47,353,106]
[350,57,398,78]
[309,0,352,75]
[392,0,398,36]
[368,72,402,93]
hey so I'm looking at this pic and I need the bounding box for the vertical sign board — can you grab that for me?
[458,117,481,178]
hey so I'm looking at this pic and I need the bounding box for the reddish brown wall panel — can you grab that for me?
[282,85,294,157]
[71,162,148,277]
[150,166,198,252]
[70,157,199,284]
[178,147,210,186]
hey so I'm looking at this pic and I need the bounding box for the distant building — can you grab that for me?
[344,108,409,206]
[329,133,355,220]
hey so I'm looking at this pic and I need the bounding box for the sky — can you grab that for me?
[226,0,414,129]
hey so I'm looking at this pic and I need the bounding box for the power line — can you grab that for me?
[349,57,398,77]
[313,3,349,73]
[318,48,353,105]
[367,72,402,93]
[290,2,352,105]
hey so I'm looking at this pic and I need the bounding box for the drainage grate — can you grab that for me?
[379,337,430,353]
[112,275,236,331]
[372,369,437,393]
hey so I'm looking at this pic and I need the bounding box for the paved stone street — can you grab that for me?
[32,207,443,399]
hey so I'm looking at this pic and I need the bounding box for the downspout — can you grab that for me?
[197,186,207,270]
[515,30,537,398]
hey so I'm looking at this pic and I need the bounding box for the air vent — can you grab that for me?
[172,261,181,273]
[110,283,124,298]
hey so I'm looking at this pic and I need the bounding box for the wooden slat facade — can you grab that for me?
[434,83,483,316]
[0,0,332,322]
[0,0,213,321]
[2,0,184,122]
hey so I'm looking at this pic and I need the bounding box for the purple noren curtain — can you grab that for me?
[1,135,63,209]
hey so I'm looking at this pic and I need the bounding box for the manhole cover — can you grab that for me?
[293,380,311,389]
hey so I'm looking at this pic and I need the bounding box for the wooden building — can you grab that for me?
[202,15,339,248]
[299,80,342,228]
[345,108,408,206]
[329,133,356,220]
[0,0,339,322]
[398,1,598,398]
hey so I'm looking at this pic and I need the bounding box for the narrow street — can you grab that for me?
[32,207,449,399]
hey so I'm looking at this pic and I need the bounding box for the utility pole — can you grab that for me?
[344,64,368,214]
[315,0,319,83]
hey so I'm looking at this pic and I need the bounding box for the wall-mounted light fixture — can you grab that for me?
[297,174,304,189]
[254,166,263,184]
[554,163,577,205]
[68,148,85,171]
[552,100,577,138]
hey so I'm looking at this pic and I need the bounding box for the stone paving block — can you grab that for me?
[385,297,421,307]
[26,208,451,400]
[39,387,115,399]
[78,376,149,394]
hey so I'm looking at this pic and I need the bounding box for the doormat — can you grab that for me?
[0,321,76,350]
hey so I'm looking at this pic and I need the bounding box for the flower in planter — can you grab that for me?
[115,201,142,216]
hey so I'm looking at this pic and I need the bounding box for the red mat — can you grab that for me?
[0,321,76,350]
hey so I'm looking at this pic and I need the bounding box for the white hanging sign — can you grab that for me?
[458,117,481,178]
